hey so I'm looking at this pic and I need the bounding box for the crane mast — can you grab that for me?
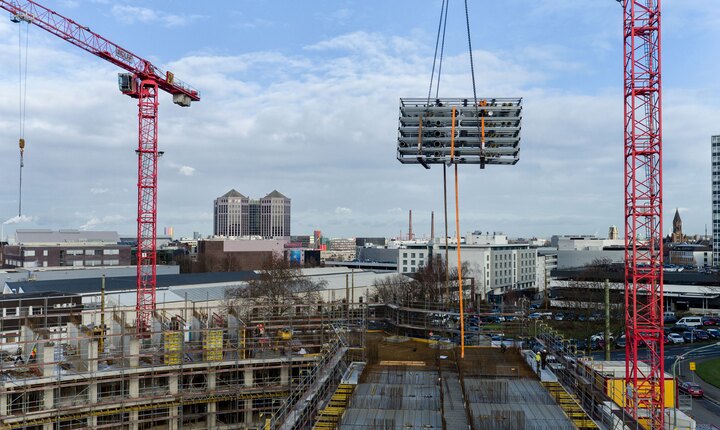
[623,0,664,428]
[0,0,200,334]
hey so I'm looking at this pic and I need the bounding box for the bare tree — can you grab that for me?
[372,274,413,304]
[225,254,326,316]
[372,260,472,306]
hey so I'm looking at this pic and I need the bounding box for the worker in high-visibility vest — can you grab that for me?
[534,352,541,373]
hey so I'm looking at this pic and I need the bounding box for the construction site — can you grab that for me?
[0,0,688,429]
[0,301,366,430]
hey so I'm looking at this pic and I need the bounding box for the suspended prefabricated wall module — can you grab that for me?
[397,98,522,166]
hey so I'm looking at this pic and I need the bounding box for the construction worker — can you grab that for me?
[535,351,541,373]
[541,349,548,370]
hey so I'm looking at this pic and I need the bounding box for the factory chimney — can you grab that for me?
[408,210,413,241]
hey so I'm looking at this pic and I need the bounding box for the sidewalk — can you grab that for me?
[523,350,558,382]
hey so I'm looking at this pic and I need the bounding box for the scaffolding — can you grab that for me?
[0,299,364,430]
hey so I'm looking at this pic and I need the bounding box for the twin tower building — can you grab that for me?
[213,189,291,239]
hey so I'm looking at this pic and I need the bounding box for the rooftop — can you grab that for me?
[15,229,119,245]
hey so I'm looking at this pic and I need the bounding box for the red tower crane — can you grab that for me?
[623,0,664,428]
[0,0,200,333]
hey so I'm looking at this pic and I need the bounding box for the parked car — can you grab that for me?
[667,333,685,344]
[589,338,606,350]
[528,312,542,320]
[702,317,717,326]
[590,332,615,343]
[706,328,720,339]
[682,331,697,343]
[554,313,565,321]
[678,381,704,398]
[616,335,626,348]
[677,316,703,328]
[693,330,710,341]
[529,304,540,310]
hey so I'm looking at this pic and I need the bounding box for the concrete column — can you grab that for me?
[208,401,217,429]
[88,381,98,403]
[87,340,98,373]
[169,374,179,395]
[280,365,289,386]
[244,367,254,387]
[87,416,97,429]
[207,371,216,390]
[128,410,139,430]
[43,388,53,409]
[129,338,140,368]
[244,399,254,426]
[129,375,139,398]
[0,392,7,416]
[43,423,52,430]
[168,405,180,430]
[41,344,55,377]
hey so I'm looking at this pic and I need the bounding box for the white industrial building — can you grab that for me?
[552,235,625,269]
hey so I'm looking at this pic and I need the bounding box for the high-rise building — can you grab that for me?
[713,136,720,267]
[261,190,291,238]
[213,190,291,238]
[608,225,619,240]
[213,189,246,237]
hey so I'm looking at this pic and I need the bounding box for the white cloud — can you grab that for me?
[178,166,195,176]
[90,187,108,195]
[335,207,352,215]
[110,5,203,28]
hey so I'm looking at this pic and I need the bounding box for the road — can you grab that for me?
[591,342,720,426]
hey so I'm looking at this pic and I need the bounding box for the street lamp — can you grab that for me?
[672,341,720,429]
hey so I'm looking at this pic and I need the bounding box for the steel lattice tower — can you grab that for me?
[136,80,160,333]
[623,1,664,428]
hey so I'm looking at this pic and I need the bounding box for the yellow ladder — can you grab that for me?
[312,384,356,429]
[542,381,599,430]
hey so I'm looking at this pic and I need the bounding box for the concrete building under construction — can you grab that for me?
[0,299,363,430]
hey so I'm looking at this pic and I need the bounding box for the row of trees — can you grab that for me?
[223,255,326,316]
[372,258,472,306]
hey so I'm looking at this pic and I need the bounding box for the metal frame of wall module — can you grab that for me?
[397,97,522,166]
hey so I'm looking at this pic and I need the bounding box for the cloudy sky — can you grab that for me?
[1,0,718,241]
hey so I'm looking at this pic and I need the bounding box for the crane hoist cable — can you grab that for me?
[15,17,30,217]
[464,0,484,169]
[424,0,452,305]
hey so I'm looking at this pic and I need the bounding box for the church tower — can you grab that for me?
[671,208,685,243]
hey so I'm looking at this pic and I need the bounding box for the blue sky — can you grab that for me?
[1,0,719,240]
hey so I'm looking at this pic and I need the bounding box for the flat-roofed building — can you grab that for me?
[2,230,130,269]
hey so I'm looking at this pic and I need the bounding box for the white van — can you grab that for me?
[676,316,703,328]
